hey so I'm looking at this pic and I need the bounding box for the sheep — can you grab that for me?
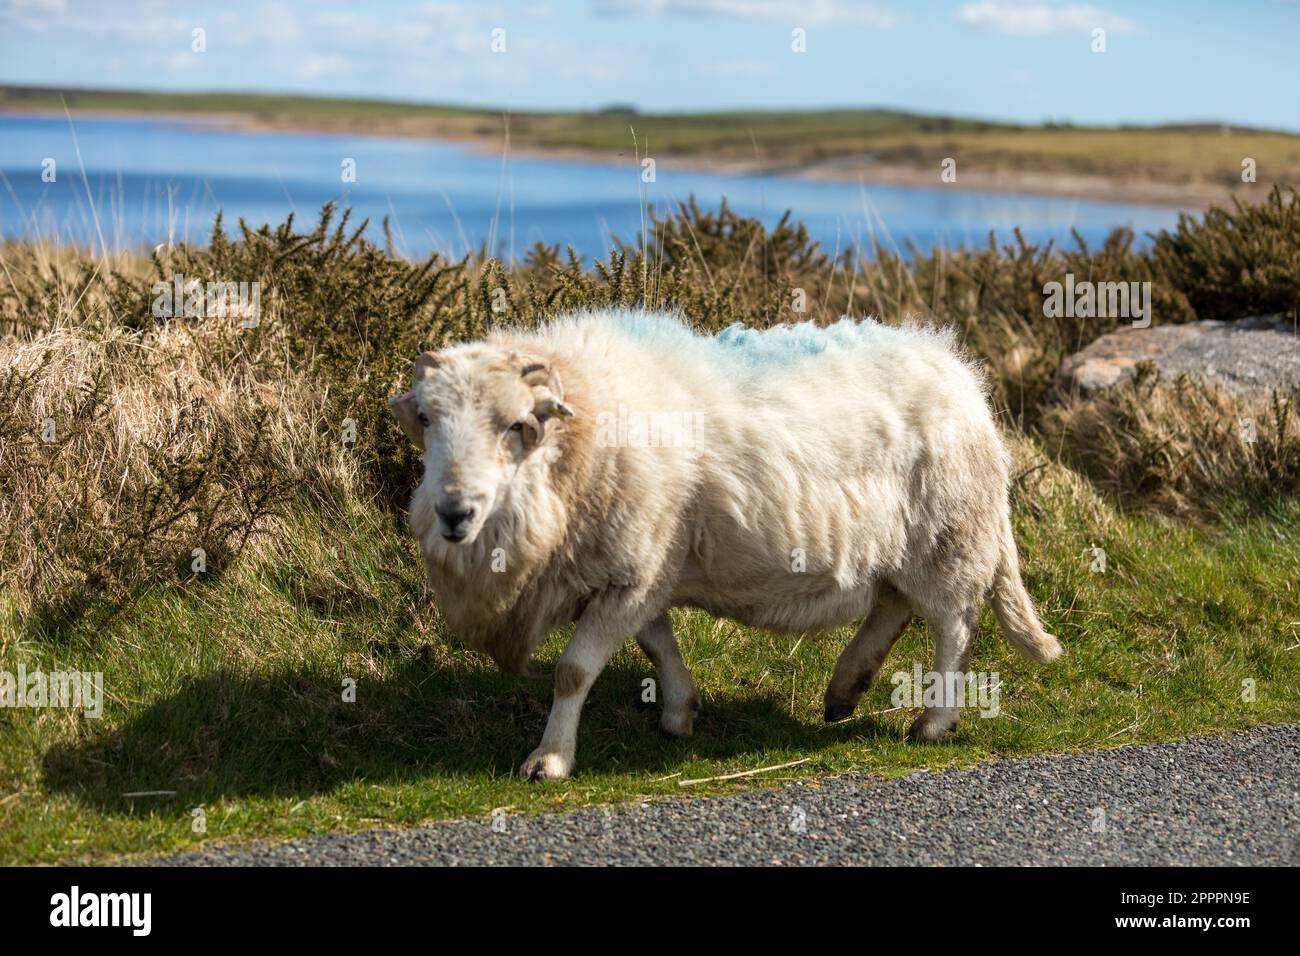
[389,308,1061,781]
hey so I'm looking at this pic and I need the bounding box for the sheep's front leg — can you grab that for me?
[635,613,700,736]
[520,616,629,782]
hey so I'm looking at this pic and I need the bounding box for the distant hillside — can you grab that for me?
[4,84,1298,205]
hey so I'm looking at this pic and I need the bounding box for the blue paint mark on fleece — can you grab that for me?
[607,309,893,369]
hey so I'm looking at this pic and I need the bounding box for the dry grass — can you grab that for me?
[1040,366,1300,516]
[0,297,360,615]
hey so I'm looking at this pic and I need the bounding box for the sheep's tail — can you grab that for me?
[990,517,1062,662]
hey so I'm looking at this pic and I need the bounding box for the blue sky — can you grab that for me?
[1,0,1297,130]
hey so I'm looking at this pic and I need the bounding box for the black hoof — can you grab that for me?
[823,701,856,723]
[906,717,956,743]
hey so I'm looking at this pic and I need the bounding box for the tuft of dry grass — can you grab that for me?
[1039,364,1300,516]
[1002,427,1118,532]
[0,311,360,616]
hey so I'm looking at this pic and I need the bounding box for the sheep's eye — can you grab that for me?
[508,421,524,433]
[417,412,430,427]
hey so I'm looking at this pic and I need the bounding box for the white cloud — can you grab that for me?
[958,1,1136,36]
[597,0,897,27]
[297,54,351,80]
[167,51,202,72]
[3,0,68,11]
[0,0,184,35]
[0,0,67,20]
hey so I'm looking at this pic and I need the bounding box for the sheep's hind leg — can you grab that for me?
[907,606,978,743]
[823,585,913,723]
[635,613,700,736]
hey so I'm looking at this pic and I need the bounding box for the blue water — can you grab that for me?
[0,113,1184,261]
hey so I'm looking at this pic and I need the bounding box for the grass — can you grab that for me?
[4,489,1297,864]
[5,84,1300,193]
[1,194,1298,864]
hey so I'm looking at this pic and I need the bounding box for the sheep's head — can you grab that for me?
[389,346,575,546]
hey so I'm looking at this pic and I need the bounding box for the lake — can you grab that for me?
[0,113,1185,261]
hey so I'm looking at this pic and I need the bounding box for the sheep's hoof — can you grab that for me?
[659,709,696,737]
[823,699,856,723]
[659,691,701,737]
[520,749,572,782]
[906,712,957,743]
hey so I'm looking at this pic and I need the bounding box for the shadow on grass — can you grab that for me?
[41,655,894,815]
[23,551,242,648]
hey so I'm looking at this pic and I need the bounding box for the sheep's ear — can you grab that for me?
[521,360,575,416]
[389,351,440,446]
[413,351,441,383]
[534,394,575,421]
[389,390,425,446]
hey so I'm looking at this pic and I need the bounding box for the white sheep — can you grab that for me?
[390,309,1061,780]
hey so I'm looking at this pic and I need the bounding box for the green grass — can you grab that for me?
[2,487,1297,864]
[5,83,1300,190]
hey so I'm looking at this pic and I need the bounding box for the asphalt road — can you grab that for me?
[154,724,1298,866]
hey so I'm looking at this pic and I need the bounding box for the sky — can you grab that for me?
[1,0,1298,131]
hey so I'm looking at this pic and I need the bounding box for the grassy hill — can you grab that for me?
[4,84,1300,199]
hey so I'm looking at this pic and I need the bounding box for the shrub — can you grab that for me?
[1152,184,1300,322]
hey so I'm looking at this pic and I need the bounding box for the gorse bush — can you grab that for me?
[1152,185,1300,321]
[1,188,1297,616]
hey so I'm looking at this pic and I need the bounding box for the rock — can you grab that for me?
[1054,317,1300,397]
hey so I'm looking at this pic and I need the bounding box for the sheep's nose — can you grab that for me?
[435,503,476,539]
